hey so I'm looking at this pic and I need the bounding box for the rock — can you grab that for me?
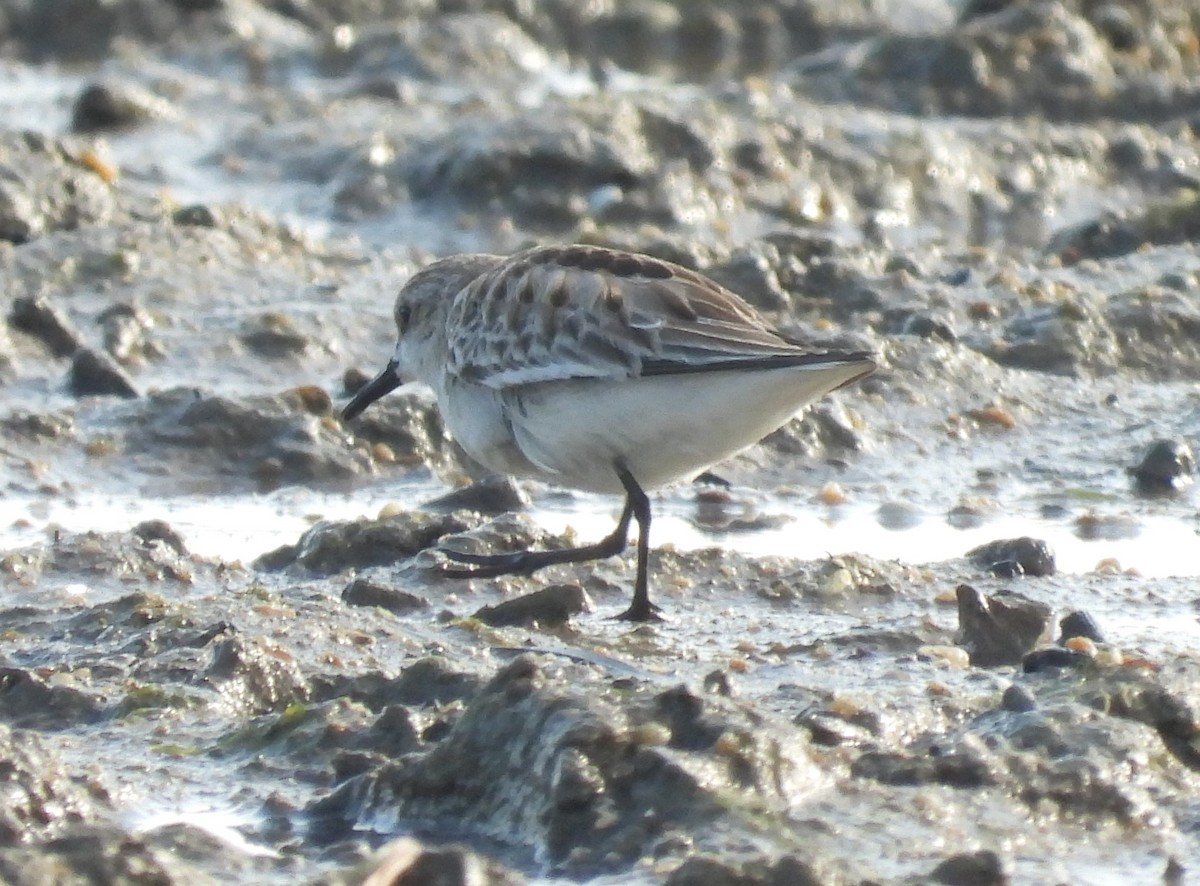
[665,853,827,886]
[702,670,733,697]
[4,529,198,590]
[0,132,131,243]
[359,705,422,759]
[851,735,996,788]
[796,710,876,747]
[342,578,429,615]
[68,347,139,398]
[765,398,872,457]
[955,584,1052,667]
[239,312,310,359]
[653,684,727,751]
[1022,646,1089,673]
[256,511,477,575]
[705,248,790,312]
[127,388,377,492]
[1131,439,1195,497]
[309,656,816,872]
[172,204,221,227]
[1057,610,1104,644]
[966,537,1056,577]
[312,657,484,715]
[472,584,591,628]
[1164,857,1186,886]
[663,856,745,886]
[0,825,214,883]
[7,0,188,62]
[388,658,485,708]
[9,295,83,358]
[71,81,175,132]
[886,308,957,342]
[930,849,1010,886]
[873,500,924,530]
[337,392,461,478]
[98,302,157,366]
[690,486,787,534]
[354,837,525,886]
[1101,671,1200,771]
[202,635,309,715]
[999,684,1036,713]
[404,108,650,231]
[422,476,530,516]
[131,519,189,556]
[0,668,107,730]
[0,175,40,243]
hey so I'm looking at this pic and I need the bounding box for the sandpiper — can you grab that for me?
[343,244,875,621]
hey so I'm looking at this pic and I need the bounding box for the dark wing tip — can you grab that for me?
[641,349,878,377]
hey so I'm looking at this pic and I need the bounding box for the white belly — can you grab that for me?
[487,362,869,494]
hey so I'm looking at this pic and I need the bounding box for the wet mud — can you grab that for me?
[2,1,1200,884]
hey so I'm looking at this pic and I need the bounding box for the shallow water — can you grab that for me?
[5,479,1196,569]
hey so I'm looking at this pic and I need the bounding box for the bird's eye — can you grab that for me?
[396,305,412,332]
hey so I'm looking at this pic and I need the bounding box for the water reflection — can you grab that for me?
[1,484,1197,579]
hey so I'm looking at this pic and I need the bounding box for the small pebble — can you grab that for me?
[342,578,428,615]
[371,442,396,463]
[817,481,846,505]
[1131,439,1195,497]
[967,537,1056,577]
[1000,683,1037,712]
[933,588,959,605]
[472,584,591,628]
[627,723,671,746]
[829,695,861,718]
[1022,646,1089,673]
[71,80,173,132]
[173,204,221,227]
[69,348,138,399]
[702,670,733,696]
[9,295,83,358]
[930,849,1009,886]
[83,437,117,457]
[78,146,118,183]
[918,645,970,668]
[966,404,1017,429]
[956,584,1052,667]
[1063,636,1097,656]
[288,385,332,415]
[1058,610,1104,644]
[819,567,854,596]
[422,476,530,515]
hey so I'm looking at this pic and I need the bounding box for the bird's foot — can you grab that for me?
[437,546,538,578]
[612,600,664,623]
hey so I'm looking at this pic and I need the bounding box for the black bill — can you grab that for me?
[341,359,402,421]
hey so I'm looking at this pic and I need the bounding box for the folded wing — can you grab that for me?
[445,245,867,388]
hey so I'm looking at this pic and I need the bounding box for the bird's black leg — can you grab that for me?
[439,494,635,578]
[611,462,661,622]
[439,462,662,621]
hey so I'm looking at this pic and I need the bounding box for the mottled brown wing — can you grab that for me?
[444,245,816,388]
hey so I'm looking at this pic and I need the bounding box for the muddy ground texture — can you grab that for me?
[2,0,1200,884]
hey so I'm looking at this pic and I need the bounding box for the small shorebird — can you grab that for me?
[343,244,875,621]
